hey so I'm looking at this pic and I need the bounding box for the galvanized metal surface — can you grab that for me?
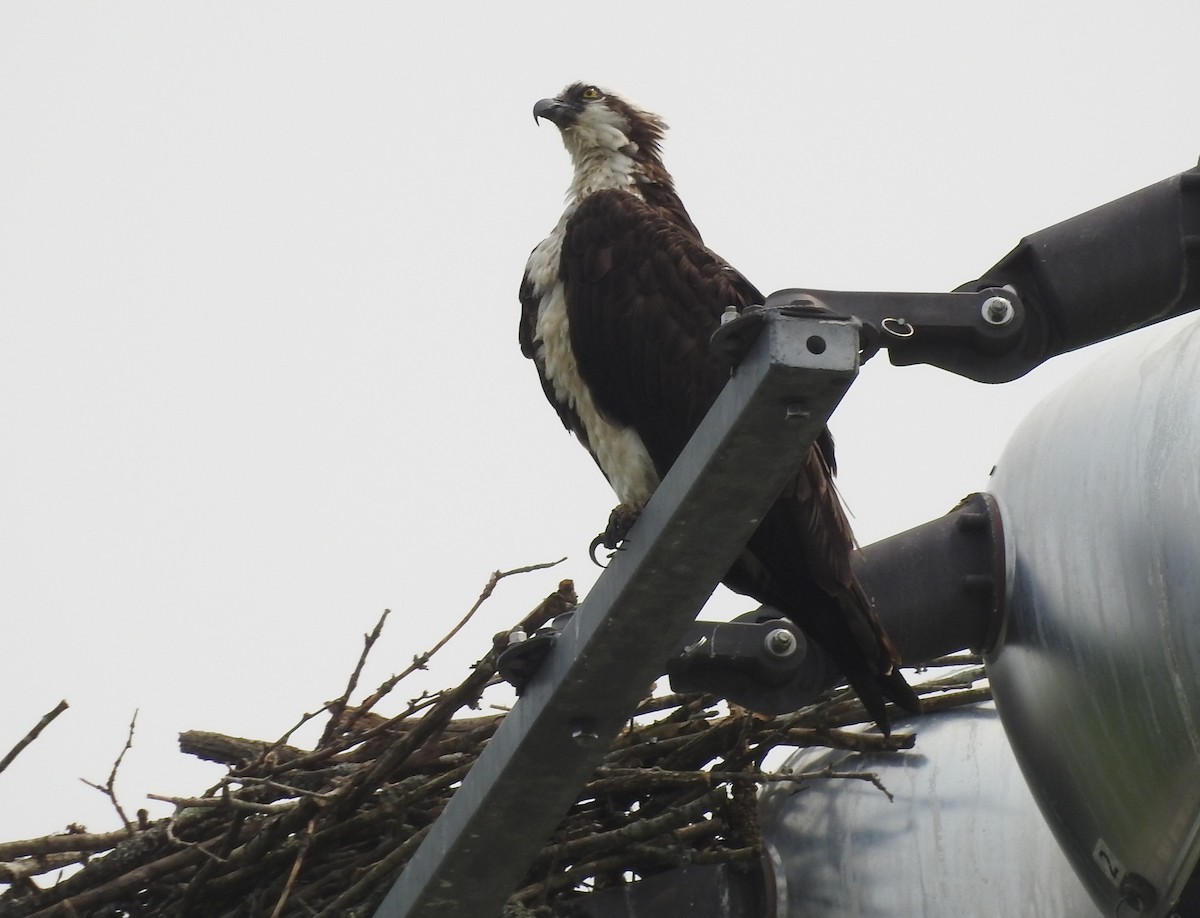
[759,702,1099,917]
[564,863,767,918]
[373,314,860,918]
[987,317,1200,916]
[760,287,1027,383]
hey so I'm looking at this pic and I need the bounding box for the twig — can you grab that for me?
[0,851,90,883]
[178,813,247,912]
[330,658,499,818]
[0,699,68,776]
[256,573,573,784]
[147,793,301,816]
[222,775,337,802]
[165,818,228,866]
[915,652,983,669]
[269,817,316,918]
[80,709,138,832]
[793,764,895,802]
[321,609,391,745]
[428,559,568,674]
[266,706,334,755]
[527,787,728,874]
[21,842,213,918]
[352,559,566,723]
[313,824,432,916]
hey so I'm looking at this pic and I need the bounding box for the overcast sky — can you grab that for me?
[2,2,1198,846]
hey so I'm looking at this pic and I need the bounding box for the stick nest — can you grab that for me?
[0,568,990,918]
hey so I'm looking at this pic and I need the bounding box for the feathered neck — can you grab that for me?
[559,102,674,204]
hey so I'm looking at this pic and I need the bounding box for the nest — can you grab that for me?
[0,565,990,918]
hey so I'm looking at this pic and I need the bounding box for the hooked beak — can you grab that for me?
[533,97,578,128]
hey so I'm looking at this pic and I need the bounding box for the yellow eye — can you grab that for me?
[581,86,602,101]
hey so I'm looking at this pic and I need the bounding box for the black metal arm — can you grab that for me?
[718,163,1200,384]
[958,163,1200,381]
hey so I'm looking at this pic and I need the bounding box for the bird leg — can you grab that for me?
[588,502,644,567]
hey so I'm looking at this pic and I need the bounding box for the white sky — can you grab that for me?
[2,2,1197,846]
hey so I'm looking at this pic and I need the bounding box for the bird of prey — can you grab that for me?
[518,82,918,731]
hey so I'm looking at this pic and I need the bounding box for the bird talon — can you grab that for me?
[588,504,643,567]
[588,534,609,568]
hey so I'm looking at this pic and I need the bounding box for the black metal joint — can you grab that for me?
[666,609,842,715]
[853,492,1007,665]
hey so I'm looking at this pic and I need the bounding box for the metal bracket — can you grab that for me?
[501,609,837,717]
[710,287,1025,384]
[663,491,1007,710]
[665,609,840,715]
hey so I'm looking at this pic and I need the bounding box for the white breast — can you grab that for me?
[526,223,660,507]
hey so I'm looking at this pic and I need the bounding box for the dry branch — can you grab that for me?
[0,566,992,918]
[79,710,138,833]
[0,701,68,777]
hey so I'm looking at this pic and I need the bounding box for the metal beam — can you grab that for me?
[373,313,860,918]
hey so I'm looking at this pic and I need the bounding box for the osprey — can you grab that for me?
[519,82,918,731]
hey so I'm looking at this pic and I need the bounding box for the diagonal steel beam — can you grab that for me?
[374,312,860,918]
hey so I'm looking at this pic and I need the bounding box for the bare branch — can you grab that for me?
[80,709,138,832]
[347,558,566,727]
[0,851,87,883]
[146,793,300,816]
[321,608,391,745]
[268,817,315,918]
[0,828,128,862]
[0,699,68,776]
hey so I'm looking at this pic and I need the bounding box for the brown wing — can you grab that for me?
[725,409,919,730]
[518,271,601,464]
[559,188,762,475]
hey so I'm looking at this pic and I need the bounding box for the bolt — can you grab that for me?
[956,510,987,531]
[1116,875,1157,916]
[764,627,798,658]
[506,628,528,646]
[981,295,1015,326]
[785,402,810,421]
[570,719,599,745]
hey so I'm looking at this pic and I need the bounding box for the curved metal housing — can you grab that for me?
[759,702,1098,916]
[987,317,1200,916]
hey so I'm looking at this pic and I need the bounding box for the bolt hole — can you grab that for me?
[806,335,826,354]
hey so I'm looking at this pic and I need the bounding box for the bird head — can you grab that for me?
[533,83,671,195]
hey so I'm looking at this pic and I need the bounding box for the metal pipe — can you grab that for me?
[853,492,1006,665]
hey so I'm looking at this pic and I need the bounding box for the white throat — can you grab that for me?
[561,113,643,202]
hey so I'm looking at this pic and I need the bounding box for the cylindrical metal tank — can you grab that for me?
[987,317,1200,916]
[758,702,1098,917]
